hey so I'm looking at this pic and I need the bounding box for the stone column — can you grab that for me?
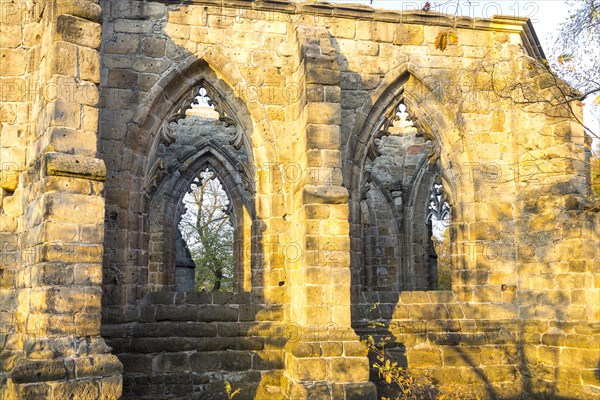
[285,25,376,399]
[5,1,122,398]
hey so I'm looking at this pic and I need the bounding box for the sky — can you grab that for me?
[333,0,600,140]
[330,0,563,49]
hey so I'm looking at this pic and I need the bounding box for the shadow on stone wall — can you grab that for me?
[332,30,599,398]
[97,2,289,397]
[349,189,599,399]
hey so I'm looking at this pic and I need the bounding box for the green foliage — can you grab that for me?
[436,258,452,291]
[363,335,432,400]
[363,335,483,400]
[224,380,240,399]
[433,226,452,291]
[179,170,235,292]
[192,224,234,292]
[592,144,600,198]
[552,0,600,138]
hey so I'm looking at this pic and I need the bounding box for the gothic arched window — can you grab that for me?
[145,83,254,292]
[355,100,453,292]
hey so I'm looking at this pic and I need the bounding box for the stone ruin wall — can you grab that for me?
[0,0,598,399]
[0,0,122,398]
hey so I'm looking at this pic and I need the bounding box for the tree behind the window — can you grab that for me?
[179,171,234,292]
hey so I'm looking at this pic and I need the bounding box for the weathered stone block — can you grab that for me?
[45,152,106,181]
[118,354,153,374]
[155,305,198,321]
[329,357,369,382]
[11,359,71,383]
[400,291,430,304]
[75,354,123,378]
[48,124,100,154]
[344,382,377,400]
[189,352,221,372]
[153,352,189,373]
[0,23,22,48]
[197,305,239,322]
[343,341,368,357]
[99,375,123,400]
[324,18,356,39]
[407,347,442,366]
[142,36,167,58]
[228,337,264,351]
[305,104,341,126]
[17,382,52,398]
[221,351,252,371]
[252,350,285,370]
[290,356,327,381]
[196,337,228,352]
[560,348,599,369]
[56,15,102,49]
[0,49,26,76]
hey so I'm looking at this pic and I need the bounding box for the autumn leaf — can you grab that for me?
[435,32,457,51]
[448,32,458,44]
[557,53,574,64]
[434,31,458,51]
[435,32,448,51]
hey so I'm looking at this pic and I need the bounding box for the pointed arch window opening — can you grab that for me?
[360,98,456,292]
[428,181,451,240]
[177,168,235,292]
[427,179,452,290]
[146,76,255,292]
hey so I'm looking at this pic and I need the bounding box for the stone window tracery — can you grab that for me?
[158,82,243,149]
[145,83,254,292]
[356,99,452,292]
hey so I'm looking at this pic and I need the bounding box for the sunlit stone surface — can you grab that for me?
[0,0,597,399]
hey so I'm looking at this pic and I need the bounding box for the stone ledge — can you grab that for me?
[332,3,375,19]
[303,185,349,204]
[56,14,102,49]
[11,354,122,384]
[60,0,103,23]
[44,152,107,181]
[146,290,252,305]
[169,0,533,32]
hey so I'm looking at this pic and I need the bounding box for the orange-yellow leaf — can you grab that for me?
[435,32,448,51]
[557,53,574,64]
[448,32,458,44]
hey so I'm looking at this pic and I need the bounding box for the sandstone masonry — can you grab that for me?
[0,1,598,399]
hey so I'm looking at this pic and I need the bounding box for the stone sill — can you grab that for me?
[358,289,456,305]
[147,290,252,305]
